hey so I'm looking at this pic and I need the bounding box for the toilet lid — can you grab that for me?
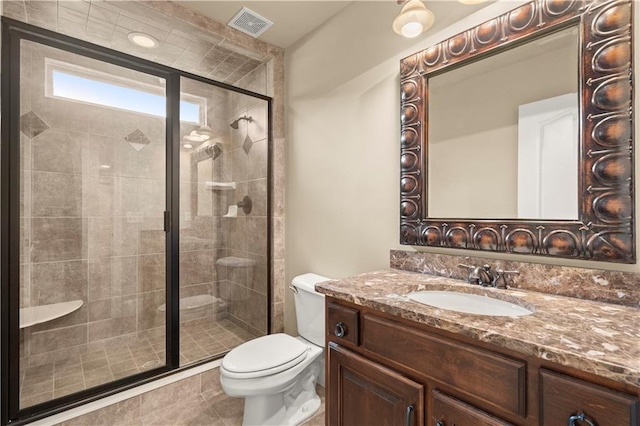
[222,334,308,377]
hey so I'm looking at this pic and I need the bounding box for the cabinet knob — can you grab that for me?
[568,412,595,426]
[435,422,445,426]
[334,322,347,338]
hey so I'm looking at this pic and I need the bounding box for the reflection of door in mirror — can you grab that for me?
[427,26,578,220]
[517,93,578,220]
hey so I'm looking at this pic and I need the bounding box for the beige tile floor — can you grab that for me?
[20,319,256,408]
[131,364,326,426]
[141,384,326,426]
[54,365,325,425]
[58,371,325,426]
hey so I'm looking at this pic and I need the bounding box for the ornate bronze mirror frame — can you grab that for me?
[399,0,634,263]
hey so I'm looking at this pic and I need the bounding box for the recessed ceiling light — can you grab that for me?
[127,32,159,49]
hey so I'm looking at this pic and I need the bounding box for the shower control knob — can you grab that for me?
[237,195,252,215]
[334,322,347,338]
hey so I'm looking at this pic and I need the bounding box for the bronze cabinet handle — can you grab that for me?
[568,412,596,426]
[334,322,346,337]
[404,405,413,426]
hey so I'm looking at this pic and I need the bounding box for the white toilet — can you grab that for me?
[219,273,330,426]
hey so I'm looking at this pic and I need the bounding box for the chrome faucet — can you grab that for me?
[459,264,494,286]
[493,269,520,289]
[458,264,519,289]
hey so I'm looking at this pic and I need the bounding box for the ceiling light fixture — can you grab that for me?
[182,131,208,144]
[393,0,435,38]
[458,0,488,4]
[195,124,214,139]
[127,32,159,49]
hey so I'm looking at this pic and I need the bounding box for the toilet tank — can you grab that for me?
[292,273,331,347]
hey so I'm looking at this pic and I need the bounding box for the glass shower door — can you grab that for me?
[177,76,269,366]
[17,39,169,409]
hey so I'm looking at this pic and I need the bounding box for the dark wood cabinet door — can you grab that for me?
[328,343,424,426]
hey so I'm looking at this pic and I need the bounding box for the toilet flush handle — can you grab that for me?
[288,285,298,294]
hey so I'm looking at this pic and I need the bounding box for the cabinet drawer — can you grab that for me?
[432,390,513,426]
[327,302,359,346]
[363,314,526,418]
[540,369,638,426]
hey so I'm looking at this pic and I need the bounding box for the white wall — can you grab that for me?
[284,0,640,332]
[429,42,576,219]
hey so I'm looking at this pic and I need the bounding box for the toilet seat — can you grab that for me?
[221,333,309,379]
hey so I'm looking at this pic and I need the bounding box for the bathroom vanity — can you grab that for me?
[317,270,640,426]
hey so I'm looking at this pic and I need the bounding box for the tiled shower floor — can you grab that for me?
[20,319,256,408]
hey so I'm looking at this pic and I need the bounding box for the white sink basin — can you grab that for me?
[407,291,534,317]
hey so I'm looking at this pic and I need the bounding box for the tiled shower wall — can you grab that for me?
[217,65,270,335]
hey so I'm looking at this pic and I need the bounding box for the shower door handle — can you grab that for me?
[164,211,171,232]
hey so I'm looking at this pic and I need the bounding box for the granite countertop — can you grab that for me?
[316,269,640,388]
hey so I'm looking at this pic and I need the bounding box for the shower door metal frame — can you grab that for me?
[1,17,273,426]
[1,17,181,424]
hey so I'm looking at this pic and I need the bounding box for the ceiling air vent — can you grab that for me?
[227,7,274,38]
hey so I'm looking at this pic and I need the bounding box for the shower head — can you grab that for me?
[229,115,253,129]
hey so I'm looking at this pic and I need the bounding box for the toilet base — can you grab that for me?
[288,394,321,426]
[242,393,320,426]
[240,358,321,426]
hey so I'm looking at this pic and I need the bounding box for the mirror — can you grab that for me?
[399,0,634,263]
[428,27,579,220]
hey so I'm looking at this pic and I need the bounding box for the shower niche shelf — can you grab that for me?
[19,300,84,329]
[216,256,257,268]
[206,181,236,191]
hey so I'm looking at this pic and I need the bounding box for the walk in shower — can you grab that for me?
[2,18,270,422]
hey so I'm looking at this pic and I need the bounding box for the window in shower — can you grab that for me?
[46,59,204,123]
[1,18,271,425]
